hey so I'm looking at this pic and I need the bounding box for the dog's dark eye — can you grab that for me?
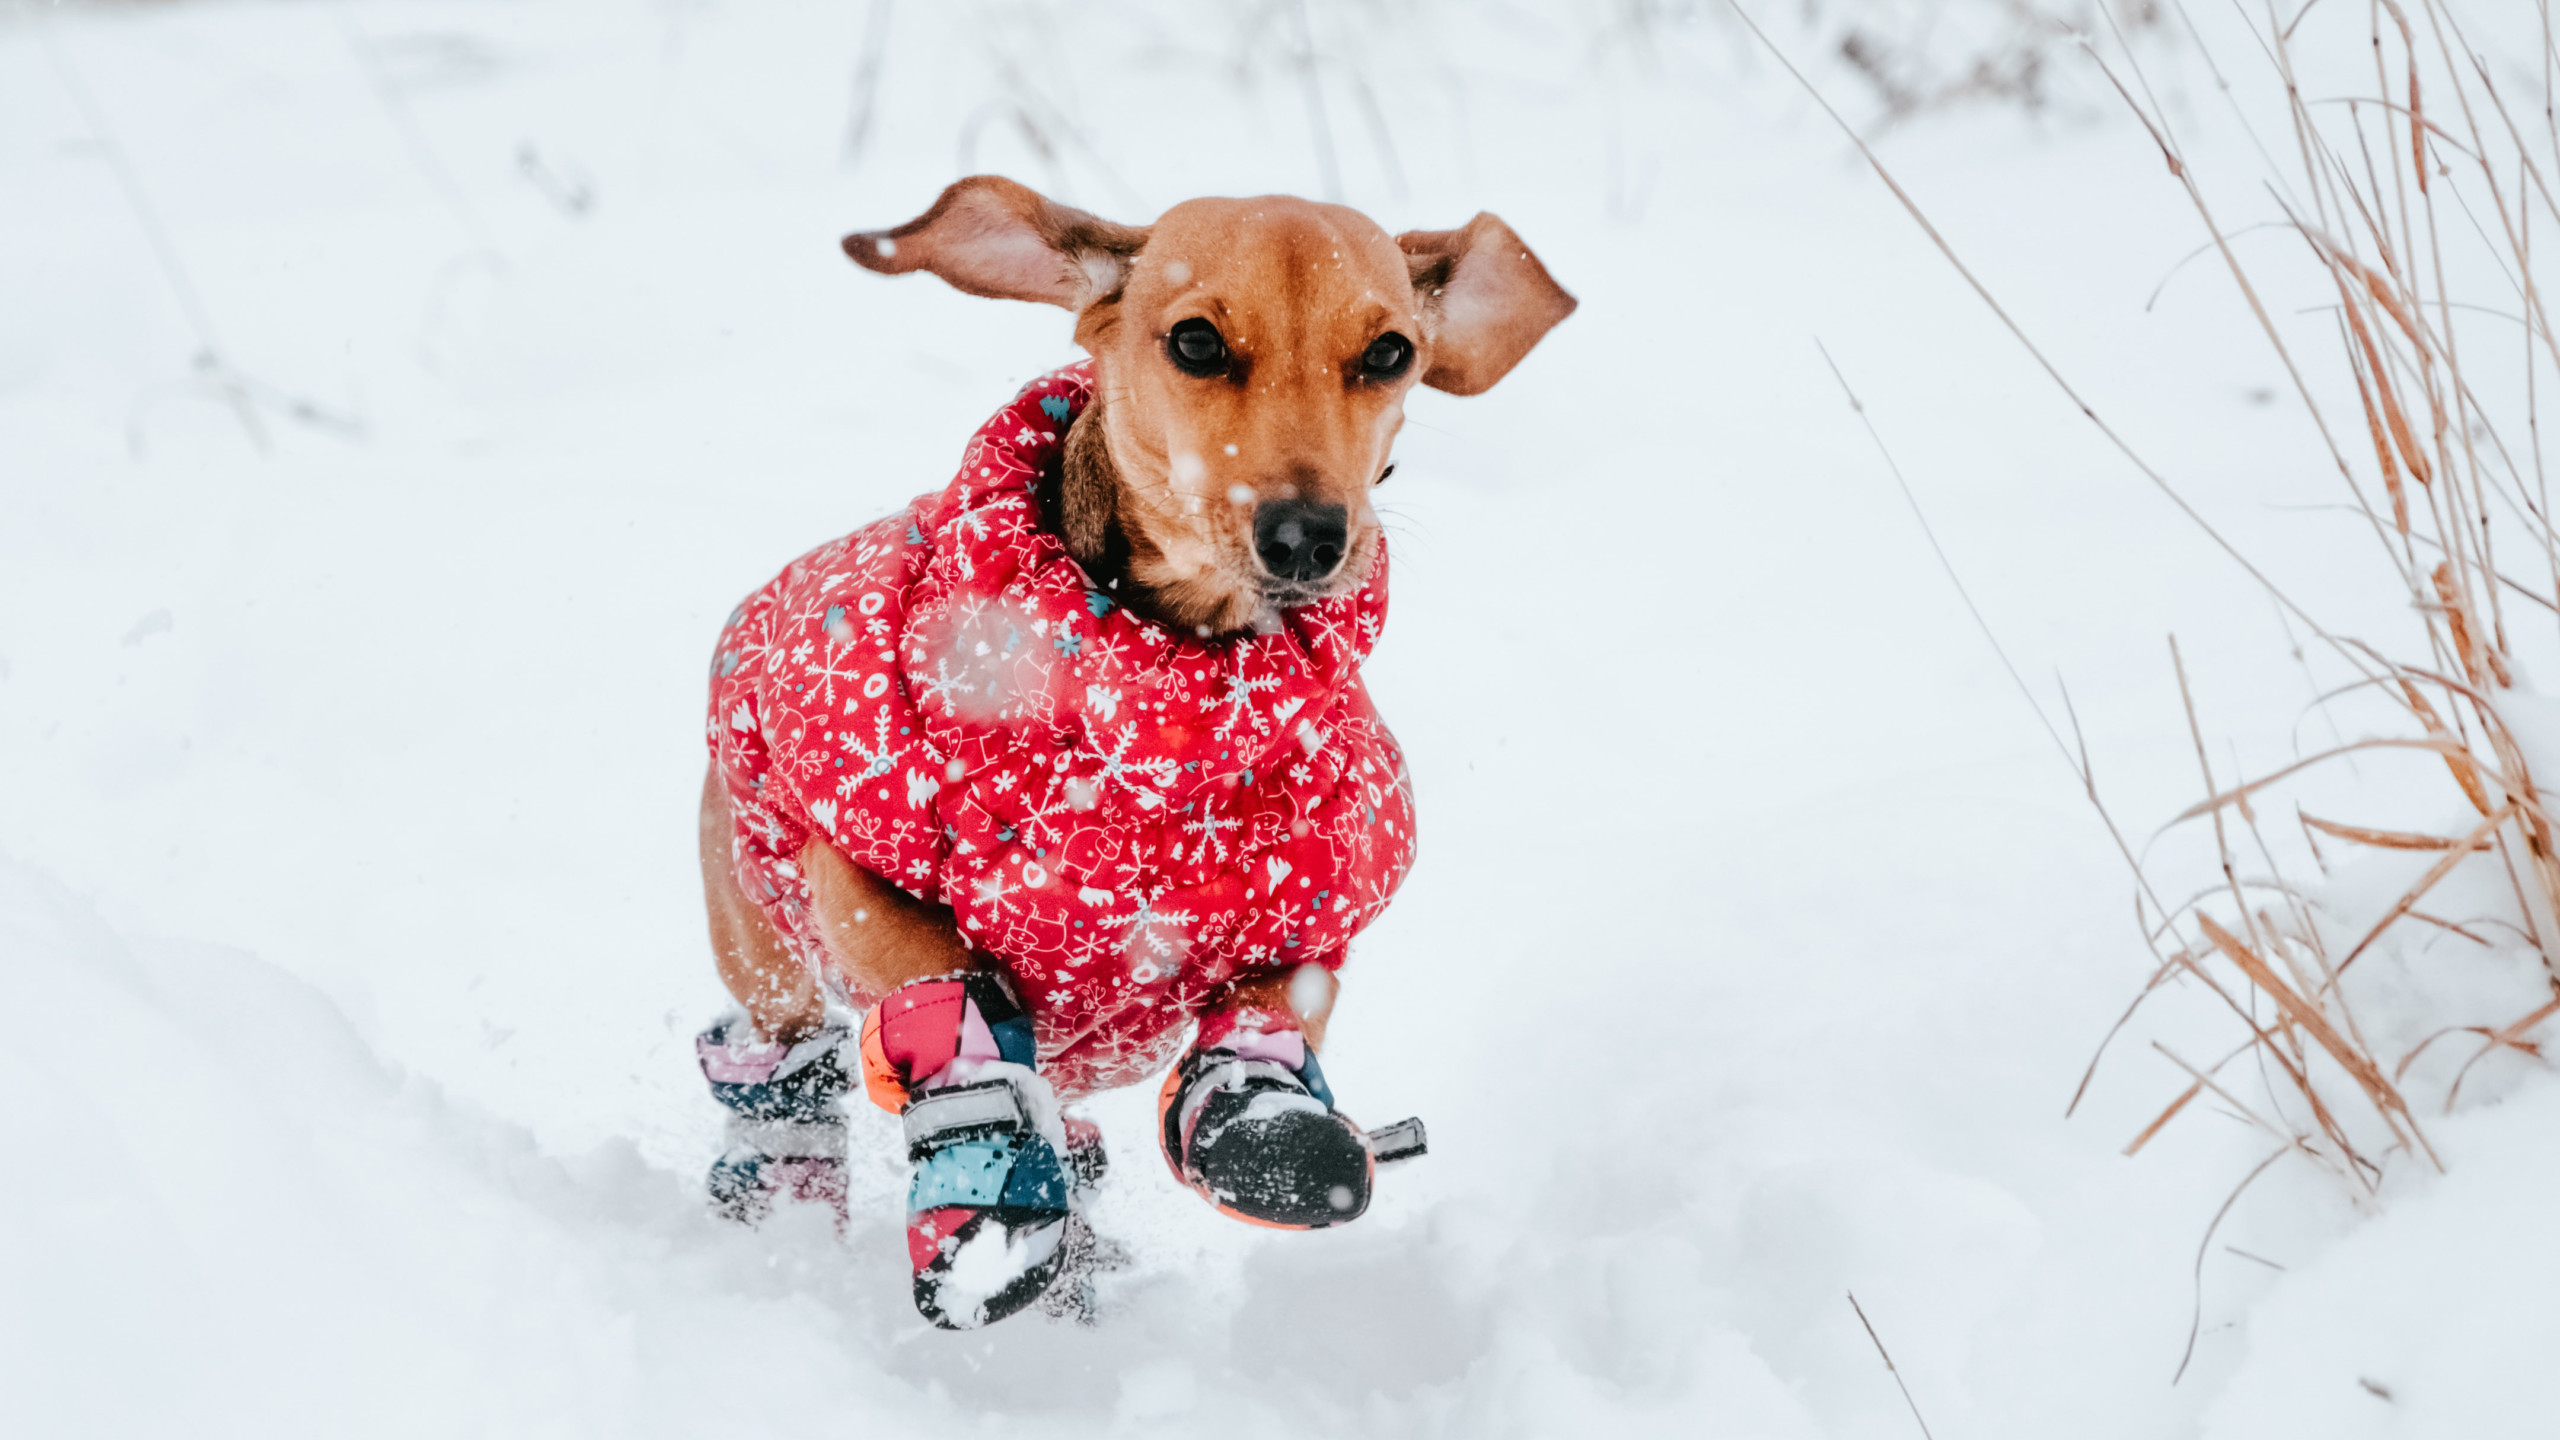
[1361,332,1414,379]
[1167,319,1227,377]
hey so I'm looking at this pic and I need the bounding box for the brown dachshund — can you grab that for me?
[702,176,1574,1055]
[693,177,1571,1323]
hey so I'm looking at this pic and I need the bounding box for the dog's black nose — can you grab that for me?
[1254,500,1349,582]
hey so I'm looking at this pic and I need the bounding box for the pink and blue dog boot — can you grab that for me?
[1156,1005,1427,1229]
[860,972,1082,1329]
[696,1013,855,1225]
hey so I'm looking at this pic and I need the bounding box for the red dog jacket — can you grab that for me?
[707,363,1416,1098]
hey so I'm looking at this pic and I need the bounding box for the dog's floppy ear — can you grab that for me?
[1397,214,1577,396]
[844,176,1149,311]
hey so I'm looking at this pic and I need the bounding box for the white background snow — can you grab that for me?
[6,1,2558,1435]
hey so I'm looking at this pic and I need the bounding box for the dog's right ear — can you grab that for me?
[1397,213,1576,396]
[844,176,1149,311]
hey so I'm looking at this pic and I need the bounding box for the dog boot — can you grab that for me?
[861,972,1076,1329]
[696,1011,854,1225]
[1157,1005,1425,1228]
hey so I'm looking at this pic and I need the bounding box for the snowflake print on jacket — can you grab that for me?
[708,363,1416,1099]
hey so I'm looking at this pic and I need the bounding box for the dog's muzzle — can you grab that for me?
[1254,500,1349,583]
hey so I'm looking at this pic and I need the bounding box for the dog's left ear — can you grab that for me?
[843,175,1150,311]
[1397,215,1577,396]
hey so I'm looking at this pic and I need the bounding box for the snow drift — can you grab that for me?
[6,0,2560,1434]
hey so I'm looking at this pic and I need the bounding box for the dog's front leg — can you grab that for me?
[1212,964,1339,1050]
[797,837,977,999]
[698,765,972,1043]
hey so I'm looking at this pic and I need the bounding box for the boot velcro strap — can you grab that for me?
[724,1113,851,1161]
[1364,1116,1428,1165]
[1175,1057,1312,1165]
[1191,1057,1306,1096]
[902,1078,1030,1161]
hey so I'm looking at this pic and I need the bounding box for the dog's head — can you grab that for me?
[846,176,1575,634]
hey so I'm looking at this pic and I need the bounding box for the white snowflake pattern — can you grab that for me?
[1089,722,1181,800]
[1210,666,1284,739]
[1301,605,1360,657]
[833,708,907,784]
[1181,806,1243,865]
[972,870,1019,912]
[1082,625,1131,670]
[1107,838,1162,895]
[801,637,866,709]
[1101,888,1196,965]
[914,656,977,714]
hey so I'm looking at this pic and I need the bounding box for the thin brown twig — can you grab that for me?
[2174,1147,2291,1384]
[1722,0,2383,690]
[1846,1291,1937,1440]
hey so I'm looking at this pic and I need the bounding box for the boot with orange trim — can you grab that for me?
[860,971,1090,1329]
[1157,1005,1428,1229]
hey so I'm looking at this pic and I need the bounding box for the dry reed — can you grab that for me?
[1738,0,2560,1224]
[2062,0,2560,1198]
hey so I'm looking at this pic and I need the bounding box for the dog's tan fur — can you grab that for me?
[704,177,1573,1047]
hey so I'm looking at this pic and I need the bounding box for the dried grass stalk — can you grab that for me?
[2070,1,2560,1191]
[1735,0,2560,1214]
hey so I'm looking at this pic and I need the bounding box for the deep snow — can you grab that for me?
[5,1,2559,1435]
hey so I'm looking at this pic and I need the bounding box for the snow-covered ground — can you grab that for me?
[6,1,2558,1435]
